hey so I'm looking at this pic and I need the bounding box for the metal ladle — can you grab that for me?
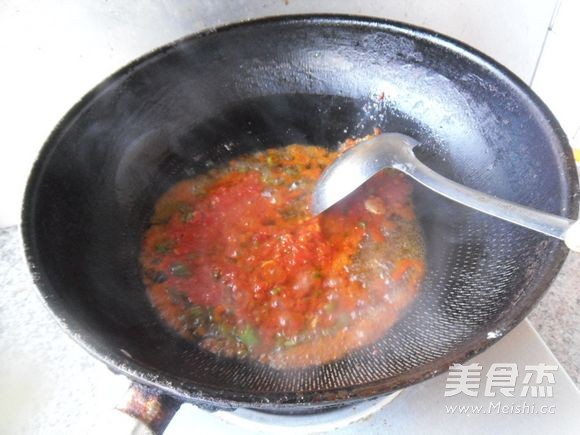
[311,133,580,252]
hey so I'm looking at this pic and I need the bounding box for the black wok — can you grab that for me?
[22,14,578,428]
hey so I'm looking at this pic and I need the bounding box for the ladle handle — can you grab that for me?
[91,383,180,435]
[404,159,579,252]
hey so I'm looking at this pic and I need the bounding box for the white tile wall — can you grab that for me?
[532,0,580,155]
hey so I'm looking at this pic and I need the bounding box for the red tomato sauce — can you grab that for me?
[141,140,425,368]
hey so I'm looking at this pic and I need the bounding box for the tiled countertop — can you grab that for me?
[528,251,579,385]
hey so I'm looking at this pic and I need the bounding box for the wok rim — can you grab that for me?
[20,14,579,408]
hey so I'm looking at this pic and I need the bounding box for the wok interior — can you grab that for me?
[23,18,576,407]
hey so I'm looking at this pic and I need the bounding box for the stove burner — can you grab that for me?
[215,392,400,433]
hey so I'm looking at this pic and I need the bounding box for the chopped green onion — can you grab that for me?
[190,305,204,318]
[167,287,183,304]
[146,269,167,283]
[216,322,232,337]
[283,338,297,347]
[181,211,194,222]
[324,301,337,314]
[155,241,172,254]
[177,203,194,222]
[239,326,259,348]
[187,305,209,330]
[170,263,191,277]
[275,335,287,348]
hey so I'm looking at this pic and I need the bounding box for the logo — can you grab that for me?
[443,363,558,415]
